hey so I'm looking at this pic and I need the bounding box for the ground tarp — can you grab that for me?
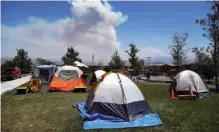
[73,102,162,130]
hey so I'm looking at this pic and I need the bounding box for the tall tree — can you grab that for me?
[13,49,32,72]
[109,51,125,70]
[135,57,144,75]
[62,47,82,65]
[36,58,55,65]
[139,59,145,73]
[196,1,219,92]
[168,32,188,71]
[192,47,212,65]
[125,43,140,76]
[192,47,215,80]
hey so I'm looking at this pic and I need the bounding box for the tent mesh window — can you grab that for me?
[39,69,49,81]
[58,70,79,81]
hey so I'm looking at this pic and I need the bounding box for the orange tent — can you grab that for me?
[49,65,87,92]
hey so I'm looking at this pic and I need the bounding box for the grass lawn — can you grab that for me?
[1,84,219,132]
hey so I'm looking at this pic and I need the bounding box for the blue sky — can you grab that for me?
[1,1,211,63]
[110,1,211,49]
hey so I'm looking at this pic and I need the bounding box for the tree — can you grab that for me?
[36,58,55,65]
[13,49,32,73]
[125,43,140,76]
[62,47,82,65]
[192,47,213,76]
[168,32,188,71]
[190,63,203,75]
[202,65,215,83]
[166,70,176,81]
[135,58,144,75]
[196,1,219,92]
[125,43,141,83]
[192,47,212,65]
[108,51,125,71]
[139,59,145,72]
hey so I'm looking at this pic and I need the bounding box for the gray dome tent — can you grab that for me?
[33,65,57,83]
[169,70,211,99]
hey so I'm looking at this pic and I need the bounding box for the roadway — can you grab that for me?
[138,76,216,89]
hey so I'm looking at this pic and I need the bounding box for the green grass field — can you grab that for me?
[1,84,219,132]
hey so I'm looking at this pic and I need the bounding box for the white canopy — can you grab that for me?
[74,61,89,68]
[36,65,56,69]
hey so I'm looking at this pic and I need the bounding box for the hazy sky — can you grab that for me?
[1,1,211,63]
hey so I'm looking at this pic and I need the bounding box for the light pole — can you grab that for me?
[147,57,151,65]
[147,57,152,74]
[15,49,18,67]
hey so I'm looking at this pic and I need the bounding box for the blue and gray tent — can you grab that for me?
[74,72,162,130]
[32,65,57,84]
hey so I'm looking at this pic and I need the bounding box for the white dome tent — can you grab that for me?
[169,70,211,99]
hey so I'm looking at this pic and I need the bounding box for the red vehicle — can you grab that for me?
[1,67,21,80]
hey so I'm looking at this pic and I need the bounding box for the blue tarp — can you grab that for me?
[73,102,162,130]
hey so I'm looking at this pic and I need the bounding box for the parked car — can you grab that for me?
[1,67,21,81]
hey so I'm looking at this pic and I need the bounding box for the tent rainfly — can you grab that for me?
[49,65,87,92]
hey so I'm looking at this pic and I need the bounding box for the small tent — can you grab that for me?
[33,65,56,83]
[86,72,152,121]
[169,70,211,99]
[49,65,87,92]
[74,61,89,68]
[94,70,106,80]
[85,70,106,86]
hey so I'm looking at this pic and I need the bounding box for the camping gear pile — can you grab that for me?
[17,78,43,94]
[16,64,57,94]
[29,78,43,92]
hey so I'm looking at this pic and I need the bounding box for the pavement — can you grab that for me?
[149,76,172,82]
[1,75,32,95]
